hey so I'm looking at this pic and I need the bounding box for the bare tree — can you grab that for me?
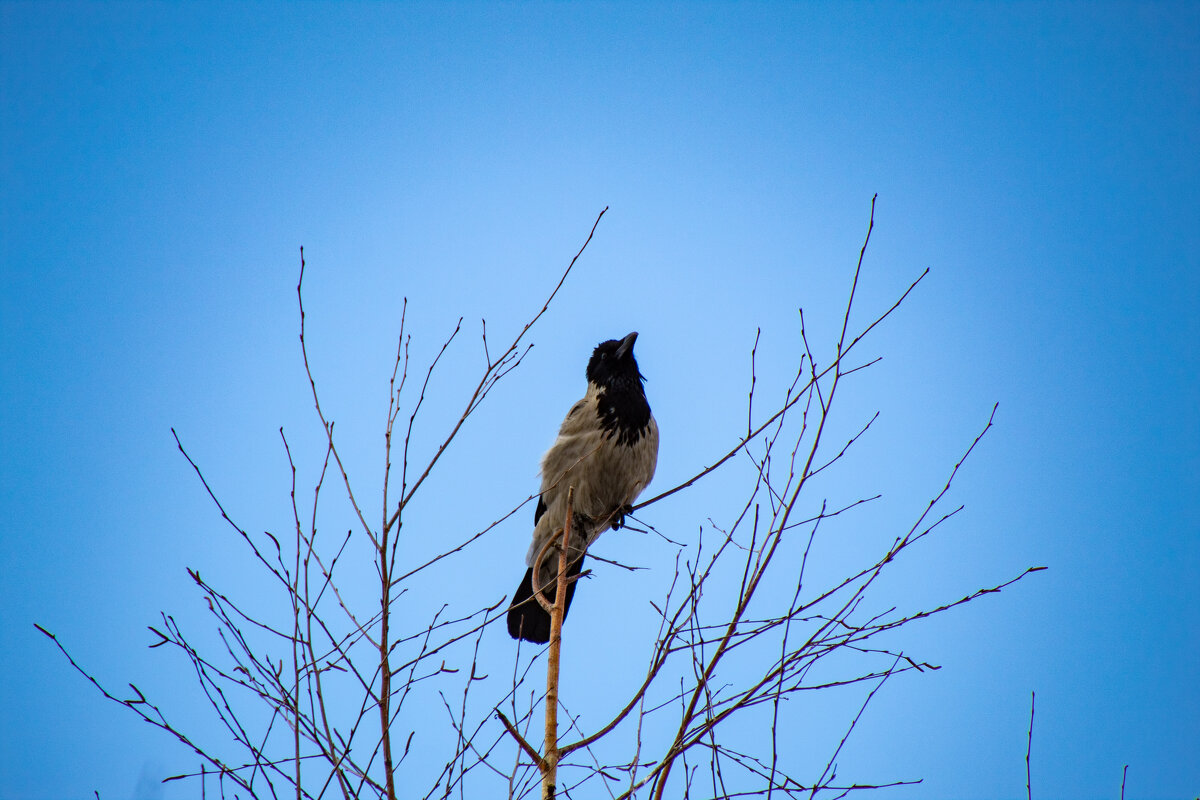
[40,199,1042,799]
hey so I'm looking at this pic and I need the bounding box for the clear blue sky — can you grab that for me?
[2,2,1197,798]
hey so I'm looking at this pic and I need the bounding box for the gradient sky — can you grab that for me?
[2,2,1197,799]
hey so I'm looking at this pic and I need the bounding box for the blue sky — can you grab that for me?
[1,2,1197,798]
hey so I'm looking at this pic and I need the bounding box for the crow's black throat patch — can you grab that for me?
[598,383,652,446]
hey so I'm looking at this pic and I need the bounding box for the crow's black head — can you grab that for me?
[587,332,651,442]
[586,332,645,393]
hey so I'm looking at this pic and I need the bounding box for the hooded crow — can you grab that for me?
[507,332,659,643]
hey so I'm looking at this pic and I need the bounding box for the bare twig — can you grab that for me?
[48,203,1038,800]
[386,207,608,535]
[1026,690,1035,800]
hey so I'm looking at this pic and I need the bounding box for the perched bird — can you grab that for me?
[507,332,659,643]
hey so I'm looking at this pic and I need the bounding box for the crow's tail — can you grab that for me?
[506,554,585,643]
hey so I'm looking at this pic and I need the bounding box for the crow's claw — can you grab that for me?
[611,504,635,530]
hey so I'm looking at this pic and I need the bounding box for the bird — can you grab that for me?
[507,332,659,644]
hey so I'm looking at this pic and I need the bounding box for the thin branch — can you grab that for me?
[633,268,928,515]
[497,710,547,772]
[1026,690,1035,800]
[386,206,608,535]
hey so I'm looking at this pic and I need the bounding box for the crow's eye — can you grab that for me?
[600,352,608,360]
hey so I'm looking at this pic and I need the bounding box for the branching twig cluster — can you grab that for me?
[40,200,1042,799]
[486,196,1043,800]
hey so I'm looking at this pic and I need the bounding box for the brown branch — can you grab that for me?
[282,430,353,800]
[378,528,397,800]
[837,194,876,358]
[382,298,410,522]
[497,710,547,771]
[297,249,378,549]
[282,429,303,800]
[34,624,255,794]
[1026,690,1035,800]
[543,487,575,800]
[811,656,901,798]
[171,429,289,589]
[398,315,463,527]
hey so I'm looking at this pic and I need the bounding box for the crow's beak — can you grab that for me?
[616,331,638,359]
